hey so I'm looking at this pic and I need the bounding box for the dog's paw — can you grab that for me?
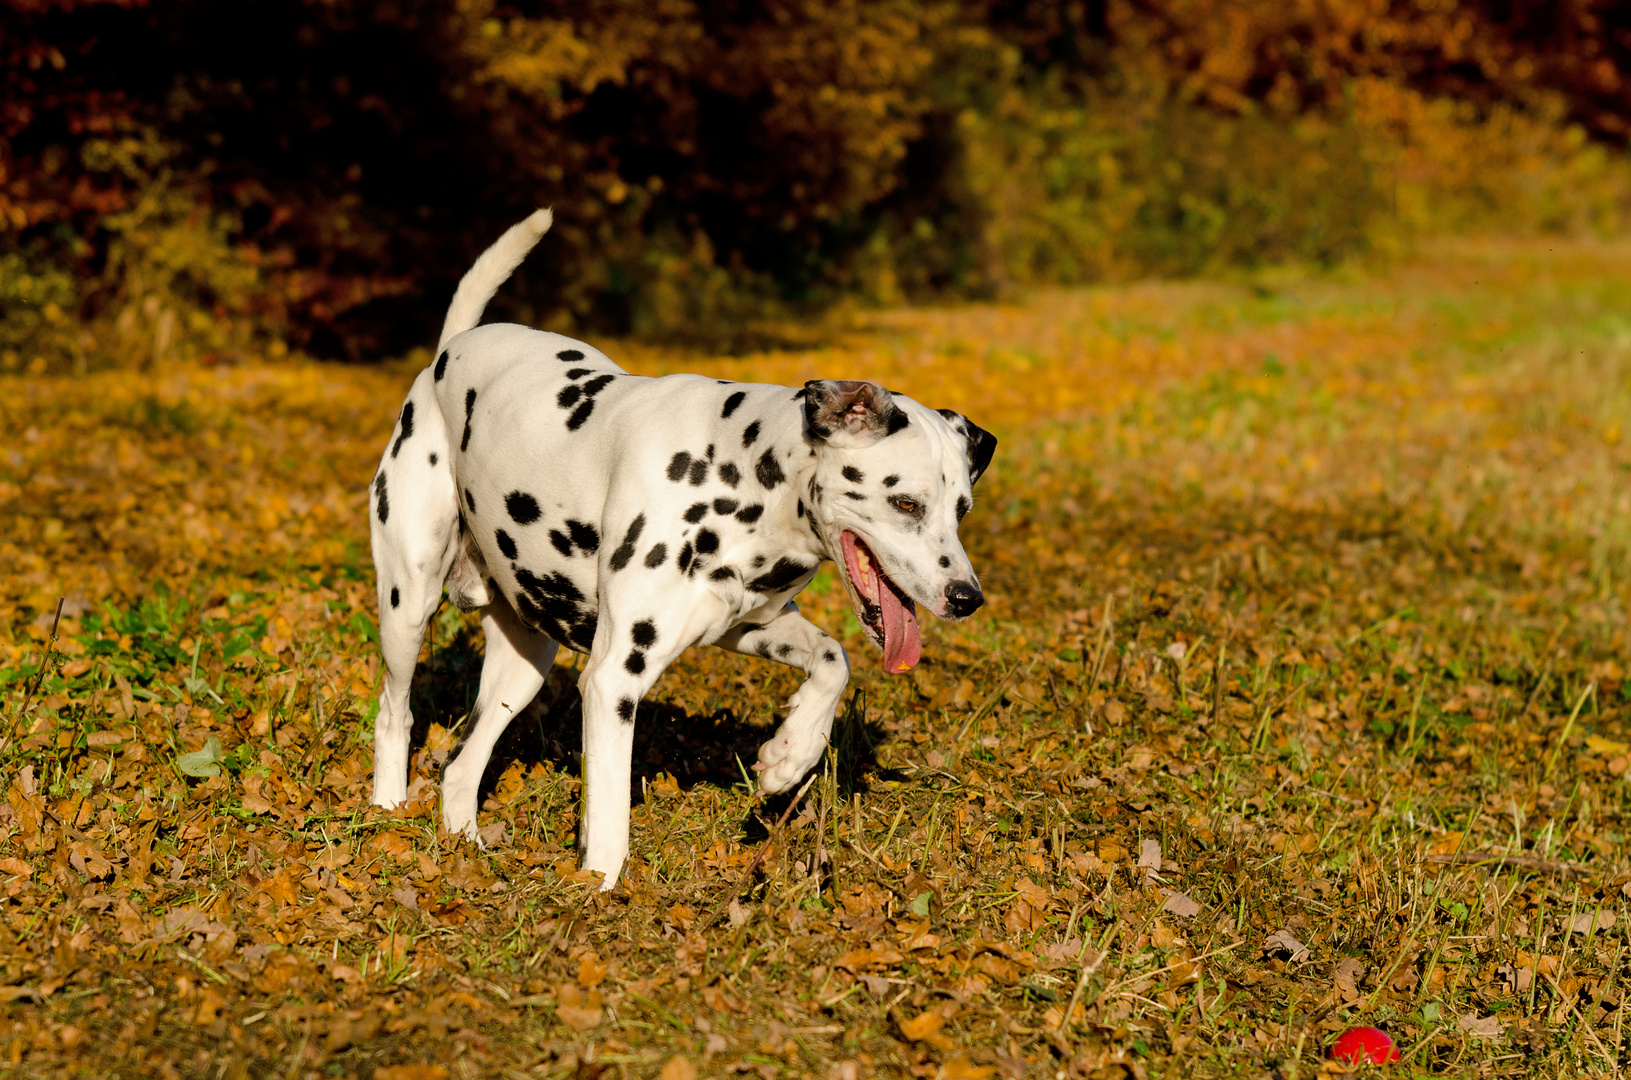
[441,806,483,847]
[756,737,817,794]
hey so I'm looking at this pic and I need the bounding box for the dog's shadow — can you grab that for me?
[404,622,892,841]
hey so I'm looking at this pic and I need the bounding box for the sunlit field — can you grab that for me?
[3,237,1630,1078]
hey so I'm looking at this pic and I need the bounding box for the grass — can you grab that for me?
[0,236,1628,1078]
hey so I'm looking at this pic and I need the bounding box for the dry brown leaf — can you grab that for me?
[834,948,904,972]
[659,1056,697,1080]
[556,984,603,1031]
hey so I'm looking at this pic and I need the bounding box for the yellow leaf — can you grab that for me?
[898,1010,945,1041]
[940,1053,997,1080]
[578,952,608,988]
[1586,734,1630,757]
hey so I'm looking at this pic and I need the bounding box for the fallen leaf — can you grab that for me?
[898,1011,945,1042]
[556,984,603,1031]
[660,1056,697,1080]
[1458,1013,1504,1039]
[1263,929,1309,963]
[1158,888,1201,917]
[834,948,904,972]
[1566,910,1617,933]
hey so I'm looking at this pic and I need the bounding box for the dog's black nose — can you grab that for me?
[944,580,983,618]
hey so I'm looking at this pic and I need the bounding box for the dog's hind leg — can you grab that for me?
[713,603,851,793]
[441,594,558,842]
[370,368,460,809]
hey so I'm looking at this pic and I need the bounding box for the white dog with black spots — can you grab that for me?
[369,210,996,890]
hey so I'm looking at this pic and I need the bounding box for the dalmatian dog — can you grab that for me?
[369,210,996,890]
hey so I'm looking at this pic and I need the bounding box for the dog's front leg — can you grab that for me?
[578,592,727,891]
[713,602,850,793]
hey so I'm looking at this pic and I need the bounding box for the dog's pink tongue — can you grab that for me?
[879,582,921,674]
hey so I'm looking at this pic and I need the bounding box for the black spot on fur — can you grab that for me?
[608,515,646,571]
[688,458,708,485]
[735,504,763,524]
[569,616,597,652]
[506,491,542,525]
[756,641,774,659]
[706,444,715,460]
[710,567,735,580]
[434,350,449,380]
[583,373,615,397]
[721,391,746,419]
[632,620,657,647]
[956,495,972,519]
[668,452,692,482]
[748,557,813,592]
[756,448,785,489]
[742,420,761,447]
[515,566,585,603]
[792,387,808,400]
[464,488,476,513]
[939,555,951,567]
[461,388,477,451]
[777,644,794,658]
[429,452,438,466]
[718,462,741,487]
[566,368,591,379]
[753,555,766,568]
[796,499,805,517]
[695,529,718,555]
[391,402,414,458]
[373,473,389,523]
[841,465,863,483]
[558,385,583,409]
[644,543,668,568]
[617,698,636,722]
[496,529,518,559]
[844,491,865,501]
[625,650,646,675]
[886,410,910,436]
[676,542,694,573]
[883,474,900,488]
[684,502,708,523]
[550,530,573,557]
[713,498,738,515]
[567,401,595,430]
[568,520,600,553]
[823,649,838,663]
[390,586,400,609]
[558,349,584,362]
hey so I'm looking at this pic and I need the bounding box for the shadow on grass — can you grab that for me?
[404,617,894,826]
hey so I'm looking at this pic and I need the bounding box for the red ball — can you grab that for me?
[1329,1026,1400,1064]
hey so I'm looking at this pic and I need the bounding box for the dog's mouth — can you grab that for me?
[839,530,921,674]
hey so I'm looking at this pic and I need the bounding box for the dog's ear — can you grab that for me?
[802,380,910,448]
[937,409,997,485]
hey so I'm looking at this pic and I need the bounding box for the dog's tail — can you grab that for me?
[436,208,553,352]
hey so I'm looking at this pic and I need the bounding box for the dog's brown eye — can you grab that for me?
[889,495,922,517]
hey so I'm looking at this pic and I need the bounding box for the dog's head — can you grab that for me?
[800,379,996,674]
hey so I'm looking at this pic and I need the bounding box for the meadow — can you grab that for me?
[2,236,1630,1078]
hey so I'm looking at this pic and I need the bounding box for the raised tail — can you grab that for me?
[436,208,553,352]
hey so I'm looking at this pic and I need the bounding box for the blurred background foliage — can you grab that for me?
[3,0,1630,370]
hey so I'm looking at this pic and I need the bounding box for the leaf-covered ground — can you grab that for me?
[3,238,1630,1078]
